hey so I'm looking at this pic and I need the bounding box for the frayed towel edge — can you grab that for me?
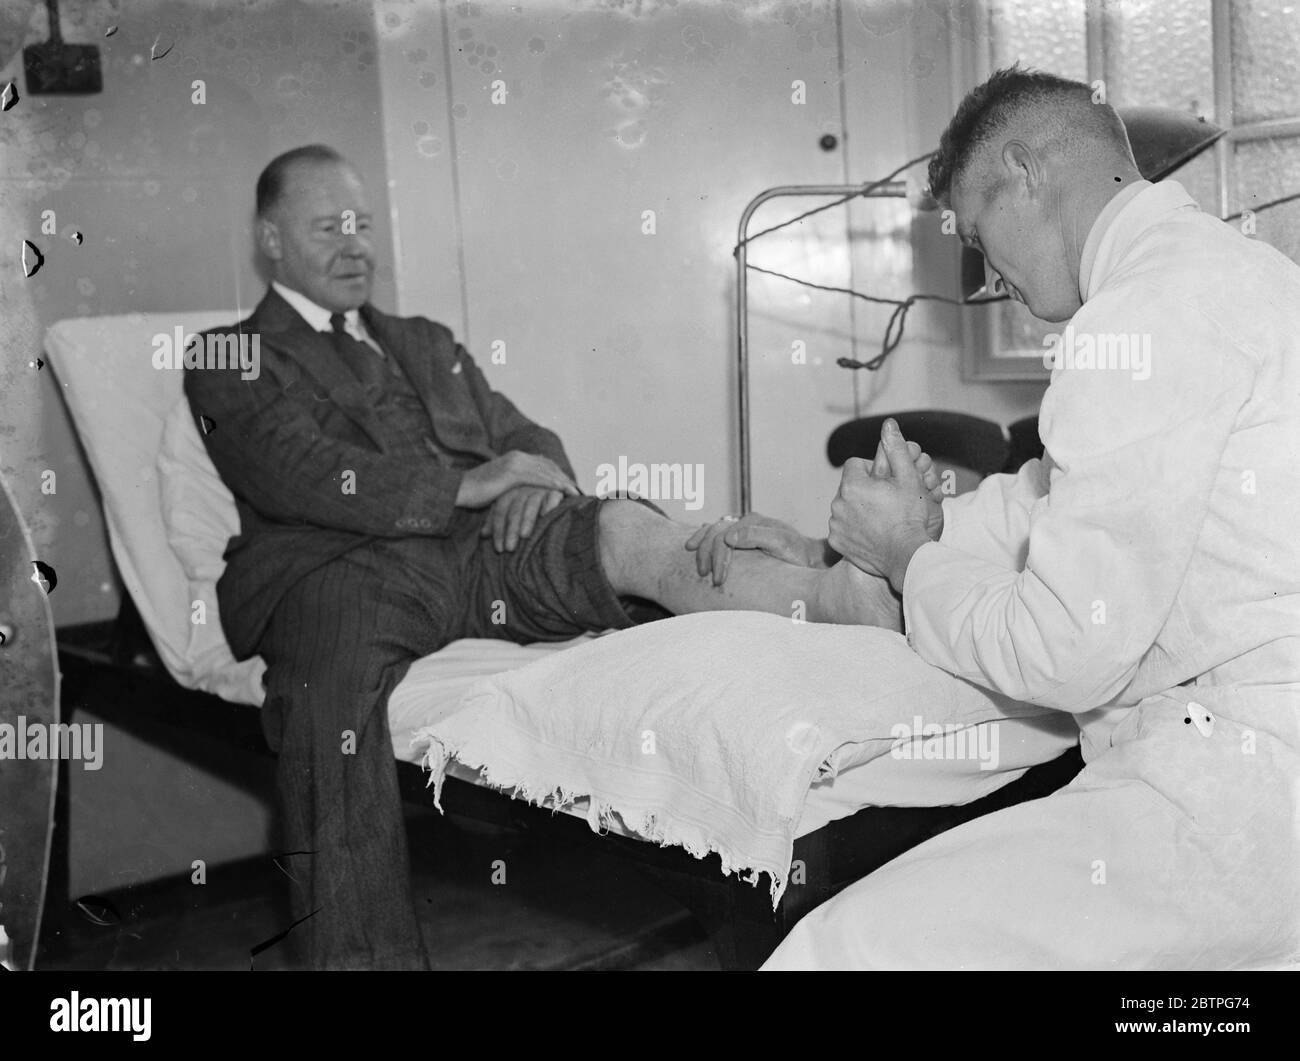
[415,730,795,908]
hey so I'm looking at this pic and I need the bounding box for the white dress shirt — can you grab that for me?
[271,280,386,358]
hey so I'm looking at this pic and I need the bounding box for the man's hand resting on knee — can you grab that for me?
[686,514,831,586]
[454,451,578,552]
[480,485,566,552]
[456,450,578,509]
[687,439,944,586]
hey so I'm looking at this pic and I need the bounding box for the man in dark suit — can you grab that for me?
[186,144,911,969]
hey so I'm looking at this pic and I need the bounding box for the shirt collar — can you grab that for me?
[1077,179,1151,300]
[1077,179,1201,301]
[271,280,360,335]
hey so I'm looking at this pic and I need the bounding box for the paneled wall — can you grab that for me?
[377,0,1046,534]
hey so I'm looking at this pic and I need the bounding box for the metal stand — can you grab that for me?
[734,181,906,512]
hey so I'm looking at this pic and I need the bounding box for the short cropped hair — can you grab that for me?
[255,144,347,217]
[927,64,1134,203]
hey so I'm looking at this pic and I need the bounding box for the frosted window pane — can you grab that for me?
[1167,149,1221,215]
[1234,139,1300,264]
[989,0,1088,80]
[1232,0,1300,123]
[1245,197,1300,266]
[1106,0,1213,114]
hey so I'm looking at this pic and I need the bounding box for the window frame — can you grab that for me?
[956,0,1299,382]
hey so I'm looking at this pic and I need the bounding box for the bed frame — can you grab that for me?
[734,180,907,513]
[46,595,1083,971]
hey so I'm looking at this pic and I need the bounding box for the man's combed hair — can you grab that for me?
[256,144,346,217]
[927,64,1132,203]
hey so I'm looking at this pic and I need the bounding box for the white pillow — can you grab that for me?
[157,398,266,705]
[45,311,259,701]
[158,400,240,583]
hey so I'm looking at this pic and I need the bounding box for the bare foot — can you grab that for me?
[809,560,903,631]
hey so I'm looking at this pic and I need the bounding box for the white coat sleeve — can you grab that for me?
[936,459,1049,571]
[901,286,1255,712]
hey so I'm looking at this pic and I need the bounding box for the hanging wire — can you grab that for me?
[733,151,937,252]
[743,262,1004,370]
[740,153,1300,371]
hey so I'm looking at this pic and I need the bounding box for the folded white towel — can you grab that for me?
[414,611,1059,906]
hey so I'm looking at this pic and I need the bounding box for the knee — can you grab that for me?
[597,497,661,534]
[596,498,659,589]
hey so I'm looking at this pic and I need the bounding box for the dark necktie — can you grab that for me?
[328,312,387,390]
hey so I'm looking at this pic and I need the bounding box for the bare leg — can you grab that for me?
[598,500,902,630]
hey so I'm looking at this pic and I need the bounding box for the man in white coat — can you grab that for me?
[763,65,1300,969]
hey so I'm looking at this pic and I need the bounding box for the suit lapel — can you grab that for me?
[362,304,496,461]
[362,303,426,395]
[253,291,498,462]
[256,288,385,443]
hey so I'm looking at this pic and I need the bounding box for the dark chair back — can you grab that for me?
[1005,415,1044,472]
[827,409,1009,479]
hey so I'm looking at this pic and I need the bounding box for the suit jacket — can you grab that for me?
[183,287,573,660]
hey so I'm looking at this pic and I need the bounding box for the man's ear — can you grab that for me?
[256,216,283,262]
[1001,139,1042,195]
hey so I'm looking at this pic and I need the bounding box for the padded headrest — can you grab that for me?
[45,312,265,705]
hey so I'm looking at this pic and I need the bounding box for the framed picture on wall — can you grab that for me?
[960,280,1061,382]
